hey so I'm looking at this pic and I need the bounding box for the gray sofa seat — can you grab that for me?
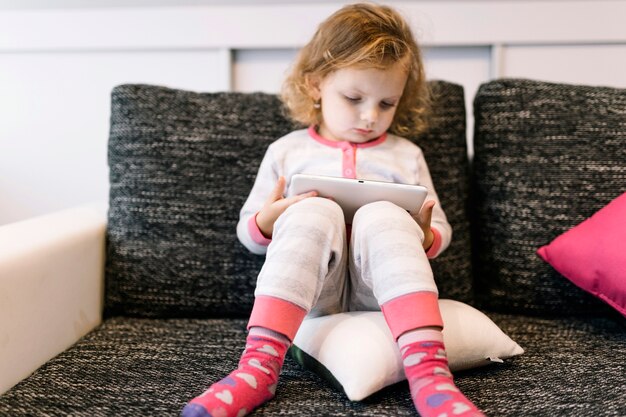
[1,314,623,416]
[1,79,624,416]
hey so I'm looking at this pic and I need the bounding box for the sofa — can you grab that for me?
[0,79,624,416]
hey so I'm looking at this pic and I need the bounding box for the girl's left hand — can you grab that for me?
[412,200,435,250]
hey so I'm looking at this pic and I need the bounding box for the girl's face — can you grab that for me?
[313,61,408,143]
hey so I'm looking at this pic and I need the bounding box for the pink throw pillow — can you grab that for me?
[537,192,626,317]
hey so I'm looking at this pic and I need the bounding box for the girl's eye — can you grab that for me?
[380,101,396,109]
[344,95,361,103]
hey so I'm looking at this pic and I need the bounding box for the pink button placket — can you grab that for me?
[342,143,357,179]
[307,125,387,179]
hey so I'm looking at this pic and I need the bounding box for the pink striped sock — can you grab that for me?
[399,330,485,417]
[181,328,289,417]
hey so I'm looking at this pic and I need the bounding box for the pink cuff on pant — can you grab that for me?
[380,291,444,340]
[247,296,307,342]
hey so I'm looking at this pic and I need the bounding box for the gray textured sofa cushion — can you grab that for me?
[105,81,473,319]
[106,89,295,319]
[1,314,623,416]
[472,79,626,315]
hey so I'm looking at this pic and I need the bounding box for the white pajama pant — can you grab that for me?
[254,197,439,317]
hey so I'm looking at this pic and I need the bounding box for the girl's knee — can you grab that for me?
[352,200,423,241]
[353,200,412,224]
[277,197,345,231]
[286,196,343,217]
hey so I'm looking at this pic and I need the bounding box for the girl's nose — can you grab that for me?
[361,107,378,125]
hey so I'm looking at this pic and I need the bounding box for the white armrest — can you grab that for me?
[0,204,107,395]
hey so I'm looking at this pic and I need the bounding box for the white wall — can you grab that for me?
[1,1,625,225]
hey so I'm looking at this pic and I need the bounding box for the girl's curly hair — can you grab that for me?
[281,3,431,137]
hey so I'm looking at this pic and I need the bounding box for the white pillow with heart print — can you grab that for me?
[290,299,524,401]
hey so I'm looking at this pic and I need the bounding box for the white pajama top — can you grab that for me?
[237,126,452,257]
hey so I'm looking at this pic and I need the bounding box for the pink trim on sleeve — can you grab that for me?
[248,213,272,246]
[425,227,442,259]
[380,291,443,340]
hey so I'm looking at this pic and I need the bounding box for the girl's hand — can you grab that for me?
[412,200,435,250]
[255,176,318,238]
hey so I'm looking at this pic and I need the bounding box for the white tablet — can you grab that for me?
[290,174,428,223]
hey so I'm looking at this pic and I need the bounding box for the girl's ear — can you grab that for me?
[305,74,322,101]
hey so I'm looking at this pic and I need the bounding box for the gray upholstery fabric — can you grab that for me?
[1,313,623,416]
[105,81,472,319]
[416,82,473,303]
[106,88,296,318]
[472,79,626,315]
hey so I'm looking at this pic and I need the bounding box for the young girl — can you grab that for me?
[182,4,484,417]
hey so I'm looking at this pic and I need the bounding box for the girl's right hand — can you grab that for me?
[255,176,318,238]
